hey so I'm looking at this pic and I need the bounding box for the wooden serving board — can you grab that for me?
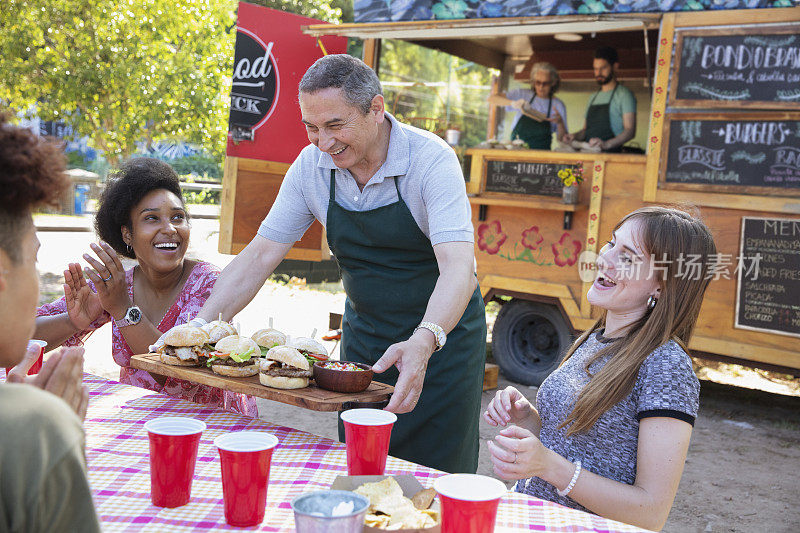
[130,354,393,412]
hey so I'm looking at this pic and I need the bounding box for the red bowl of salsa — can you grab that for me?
[313,361,373,393]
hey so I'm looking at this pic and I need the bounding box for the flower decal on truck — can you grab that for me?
[521,226,544,250]
[477,220,507,255]
[552,232,582,267]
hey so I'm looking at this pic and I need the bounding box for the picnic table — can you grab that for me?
[6,371,649,532]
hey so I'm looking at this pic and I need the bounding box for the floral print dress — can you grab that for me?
[37,261,258,416]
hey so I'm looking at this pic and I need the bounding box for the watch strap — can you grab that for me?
[414,321,446,352]
[114,306,141,328]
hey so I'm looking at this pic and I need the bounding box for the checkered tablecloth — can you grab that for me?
[42,373,649,531]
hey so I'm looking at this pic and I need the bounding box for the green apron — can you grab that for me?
[327,169,486,473]
[584,84,620,152]
[510,95,553,150]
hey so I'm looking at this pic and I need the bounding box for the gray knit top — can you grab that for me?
[514,330,700,512]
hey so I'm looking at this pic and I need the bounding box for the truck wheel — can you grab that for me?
[492,300,572,386]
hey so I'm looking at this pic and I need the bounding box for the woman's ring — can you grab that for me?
[101,274,112,282]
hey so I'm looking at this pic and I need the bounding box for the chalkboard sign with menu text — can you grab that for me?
[671,25,800,109]
[483,160,568,197]
[660,113,800,195]
[735,217,800,338]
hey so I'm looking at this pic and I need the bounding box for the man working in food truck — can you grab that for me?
[192,54,486,473]
[487,62,567,150]
[563,46,636,152]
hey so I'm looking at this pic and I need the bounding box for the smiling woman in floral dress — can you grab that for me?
[34,158,256,416]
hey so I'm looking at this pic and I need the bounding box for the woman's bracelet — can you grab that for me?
[556,460,582,497]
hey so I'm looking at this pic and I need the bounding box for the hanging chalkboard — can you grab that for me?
[735,217,800,338]
[483,160,569,196]
[672,26,800,109]
[660,114,800,194]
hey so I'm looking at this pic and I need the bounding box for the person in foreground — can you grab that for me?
[484,206,717,531]
[0,114,101,532]
[194,54,486,473]
[34,158,256,416]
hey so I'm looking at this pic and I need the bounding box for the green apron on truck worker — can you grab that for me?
[510,95,553,150]
[328,169,486,474]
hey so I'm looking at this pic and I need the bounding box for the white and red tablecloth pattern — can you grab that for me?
[6,371,649,532]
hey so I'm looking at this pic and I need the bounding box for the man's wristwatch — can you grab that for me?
[115,306,142,328]
[414,322,446,352]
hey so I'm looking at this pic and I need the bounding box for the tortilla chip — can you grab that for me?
[356,478,439,530]
[410,488,436,510]
[355,477,404,512]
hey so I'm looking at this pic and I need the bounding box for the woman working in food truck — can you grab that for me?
[487,62,567,150]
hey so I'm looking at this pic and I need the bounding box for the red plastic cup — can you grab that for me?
[4,339,47,377]
[340,408,397,475]
[215,431,279,527]
[144,417,206,508]
[434,474,507,533]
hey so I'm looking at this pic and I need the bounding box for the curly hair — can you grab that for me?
[94,157,185,259]
[0,112,69,263]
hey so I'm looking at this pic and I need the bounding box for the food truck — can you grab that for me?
[221,3,800,385]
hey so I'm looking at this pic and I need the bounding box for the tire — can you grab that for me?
[491,299,573,386]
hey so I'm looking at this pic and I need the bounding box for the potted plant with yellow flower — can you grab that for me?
[557,164,583,204]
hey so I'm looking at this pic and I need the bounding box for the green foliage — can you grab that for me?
[0,0,237,166]
[169,153,223,179]
[66,150,90,169]
[379,40,497,149]
[0,0,343,167]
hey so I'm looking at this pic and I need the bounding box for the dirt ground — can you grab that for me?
[35,215,800,532]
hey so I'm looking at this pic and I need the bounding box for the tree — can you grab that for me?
[0,0,342,166]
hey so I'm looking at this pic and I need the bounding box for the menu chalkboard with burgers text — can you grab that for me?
[672,26,800,109]
[735,217,800,338]
[483,160,568,197]
[661,114,800,194]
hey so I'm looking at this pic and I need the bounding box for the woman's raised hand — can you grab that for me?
[484,386,537,428]
[487,425,550,481]
[82,242,132,318]
[64,262,103,330]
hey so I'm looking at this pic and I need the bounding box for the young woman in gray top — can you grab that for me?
[484,206,717,531]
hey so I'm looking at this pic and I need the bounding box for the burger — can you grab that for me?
[251,328,286,357]
[156,325,210,367]
[258,345,312,389]
[202,320,238,349]
[206,335,260,377]
[289,337,329,366]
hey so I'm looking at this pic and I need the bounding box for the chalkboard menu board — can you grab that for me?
[735,217,800,338]
[661,114,800,193]
[484,160,568,196]
[672,26,800,109]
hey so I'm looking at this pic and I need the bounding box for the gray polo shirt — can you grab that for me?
[257,112,474,246]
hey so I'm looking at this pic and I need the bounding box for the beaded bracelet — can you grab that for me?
[556,460,582,497]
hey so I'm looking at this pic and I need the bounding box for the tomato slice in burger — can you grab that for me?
[308,353,328,361]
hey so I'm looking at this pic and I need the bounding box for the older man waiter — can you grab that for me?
[195,54,486,473]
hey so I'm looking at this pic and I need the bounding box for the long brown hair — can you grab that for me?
[559,206,717,436]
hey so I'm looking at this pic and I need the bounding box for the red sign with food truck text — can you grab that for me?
[226,3,347,163]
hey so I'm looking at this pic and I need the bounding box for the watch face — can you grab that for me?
[128,308,141,323]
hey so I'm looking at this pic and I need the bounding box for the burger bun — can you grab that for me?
[214,335,259,355]
[210,362,259,377]
[160,353,200,367]
[290,337,328,358]
[163,325,209,347]
[251,328,286,348]
[265,345,309,370]
[259,373,309,390]
[202,320,238,343]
